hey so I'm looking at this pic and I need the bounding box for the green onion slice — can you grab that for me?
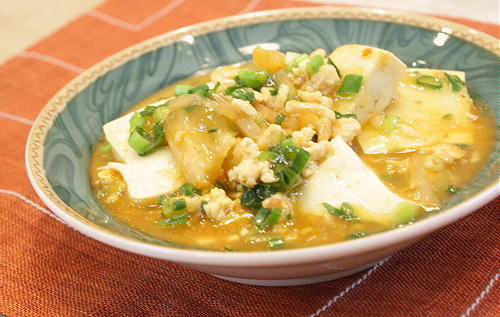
[327,57,342,77]
[229,87,256,102]
[334,111,357,119]
[172,199,187,211]
[416,75,442,89]
[100,143,112,154]
[306,55,324,75]
[447,185,459,194]
[444,72,464,92]
[156,213,189,226]
[258,151,277,161]
[322,202,360,221]
[275,113,286,125]
[253,207,269,229]
[382,114,401,133]
[153,106,169,123]
[285,54,307,71]
[262,208,282,227]
[338,74,363,95]
[270,89,278,96]
[207,128,220,133]
[179,183,201,196]
[268,237,285,250]
[442,113,454,120]
[129,112,146,132]
[128,128,152,153]
[237,69,269,89]
[174,84,194,96]
[137,123,165,156]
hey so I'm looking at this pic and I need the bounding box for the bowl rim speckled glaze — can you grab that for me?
[26,7,498,267]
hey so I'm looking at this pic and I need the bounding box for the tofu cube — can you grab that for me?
[357,69,474,154]
[296,136,418,226]
[330,44,407,124]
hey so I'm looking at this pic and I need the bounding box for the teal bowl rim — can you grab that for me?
[26,7,498,266]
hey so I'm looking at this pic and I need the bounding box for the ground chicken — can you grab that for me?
[297,90,333,108]
[96,168,126,204]
[228,138,278,187]
[262,193,293,219]
[210,66,239,90]
[260,85,289,112]
[202,188,235,221]
[334,118,362,144]
[292,126,334,161]
[292,126,316,147]
[309,64,340,96]
[257,124,284,150]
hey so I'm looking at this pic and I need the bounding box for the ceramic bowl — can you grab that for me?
[26,7,498,286]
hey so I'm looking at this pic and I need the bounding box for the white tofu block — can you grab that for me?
[357,69,474,154]
[330,44,407,124]
[103,100,169,163]
[103,99,183,199]
[297,136,418,226]
[107,148,183,200]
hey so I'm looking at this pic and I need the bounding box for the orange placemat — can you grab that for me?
[0,1,498,316]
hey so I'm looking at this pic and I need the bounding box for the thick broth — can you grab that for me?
[90,70,496,252]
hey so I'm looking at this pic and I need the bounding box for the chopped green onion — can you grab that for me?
[253,207,269,229]
[416,75,442,89]
[306,55,324,75]
[346,232,369,240]
[276,168,301,188]
[140,105,156,116]
[275,113,286,125]
[190,84,210,97]
[179,183,201,196]
[268,237,285,250]
[392,202,417,225]
[214,180,226,190]
[338,74,363,95]
[174,84,194,96]
[262,208,282,227]
[237,69,269,89]
[444,72,464,92]
[382,114,401,132]
[224,85,239,95]
[241,183,286,209]
[129,112,146,132]
[230,87,256,102]
[457,143,469,148]
[285,54,307,71]
[442,113,454,120]
[223,247,234,252]
[211,81,221,92]
[137,122,165,156]
[100,143,112,154]
[158,195,167,205]
[200,201,208,217]
[207,128,220,133]
[172,199,187,211]
[447,185,459,194]
[153,105,169,123]
[258,151,277,161]
[270,89,278,96]
[334,111,357,119]
[161,202,174,217]
[156,213,189,226]
[328,57,342,77]
[128,128,152,153]
[322,202,360,221]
